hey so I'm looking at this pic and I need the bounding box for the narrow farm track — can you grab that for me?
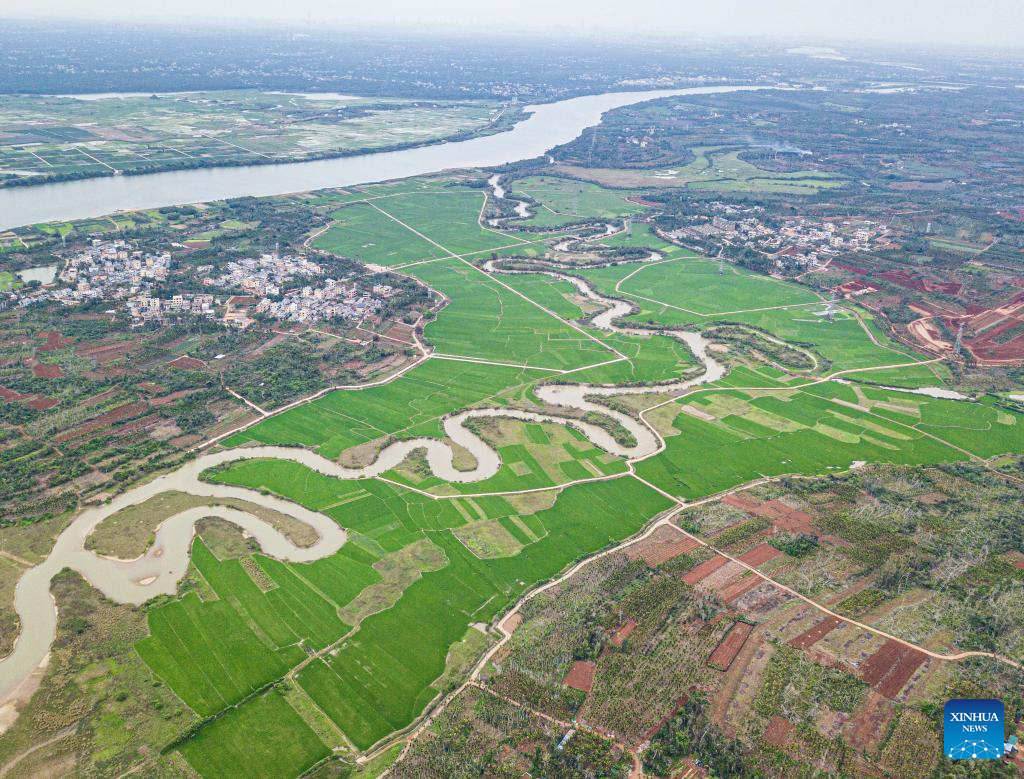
[0,725,75,777]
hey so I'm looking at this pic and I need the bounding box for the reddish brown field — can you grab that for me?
[681,555,728,585]
[625,527,700,567]
[76,340,134,365]
[722,494,816,535]
[36,330,73,351]
[149,389,197,407]
[738,543,782,568]
[167,355,207,371]
[762,716,795,747]
[25,396,59,411]
[788,617,842,651]
[55,401,149,442]
[846,691,896,752]
[31,362,64,379]
[707,622,754,671]
[0,386,28,402]
[112,413,162,435]
[878,270,962,296]
[564,660,597,692]
[77,388,121,409]
[859,641,927,698]
[720,574,764,604]
[609,619,637,648]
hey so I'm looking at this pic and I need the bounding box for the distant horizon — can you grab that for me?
[3,0,1024,49]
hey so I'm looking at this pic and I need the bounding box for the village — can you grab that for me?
[6,239,392,327]
[666,203,897,273]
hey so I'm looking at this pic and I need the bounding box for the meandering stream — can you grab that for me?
[0,244,727,722]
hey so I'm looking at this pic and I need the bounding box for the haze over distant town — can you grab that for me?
[7,0,1024,47]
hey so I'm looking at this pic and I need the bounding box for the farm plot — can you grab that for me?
[207,459,472,552]
[494,272,699,384]
[177,688,330,779]
[552,146,844,195]
[597,222,682,252]
[578,259,928,372]
[223,360,542,456]
[716,306,923,371]
[0,93,504,186]
[136,540,380,716]
[509,175,648,227]
[613,257,820,317]
[370,190,536,254]
[496,272,588,320]
[313,202,447,265]
[386,418,628,496]
[635,382,1023,499]
[409,259,614,369]
[293,477,669,749]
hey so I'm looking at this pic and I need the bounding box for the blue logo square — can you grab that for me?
[944,699,1005,760]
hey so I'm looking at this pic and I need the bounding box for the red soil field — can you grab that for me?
[835,280,879,296]
[383,323,415,343]
[167,355,207,371]
[77,388,121,409]
[638,538,700,567]
[112,413,162,435]
[26,397,59,410]
[707,622,754,671]
[0,386,28,402]
[722,494,759,512]
[563,660,597,692]
[624,525,701,567]
[55,400,149,442]
[846,691,896,751]
[788,617,843,651]
[682,555,728,585]
[36,330,73,351]
[738,543,782,568]
[762,716,795,748]
[609,619,637,648]
[720,574,764,604]
[149,389,197,408]
[31,362,64,379]
[833,261,871,276]
[859,641,927,698]
[77,341,133,365]
[878,270,962,296]
[697,561,745,593]
[723,494,816,535]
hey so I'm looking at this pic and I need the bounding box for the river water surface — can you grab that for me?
[0,86,760,231]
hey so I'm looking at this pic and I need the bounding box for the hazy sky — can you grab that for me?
[7,0,1024,48]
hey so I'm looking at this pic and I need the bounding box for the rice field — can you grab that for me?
[120,171,1019,777]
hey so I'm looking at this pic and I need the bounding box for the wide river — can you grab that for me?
[0,85,760,231]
